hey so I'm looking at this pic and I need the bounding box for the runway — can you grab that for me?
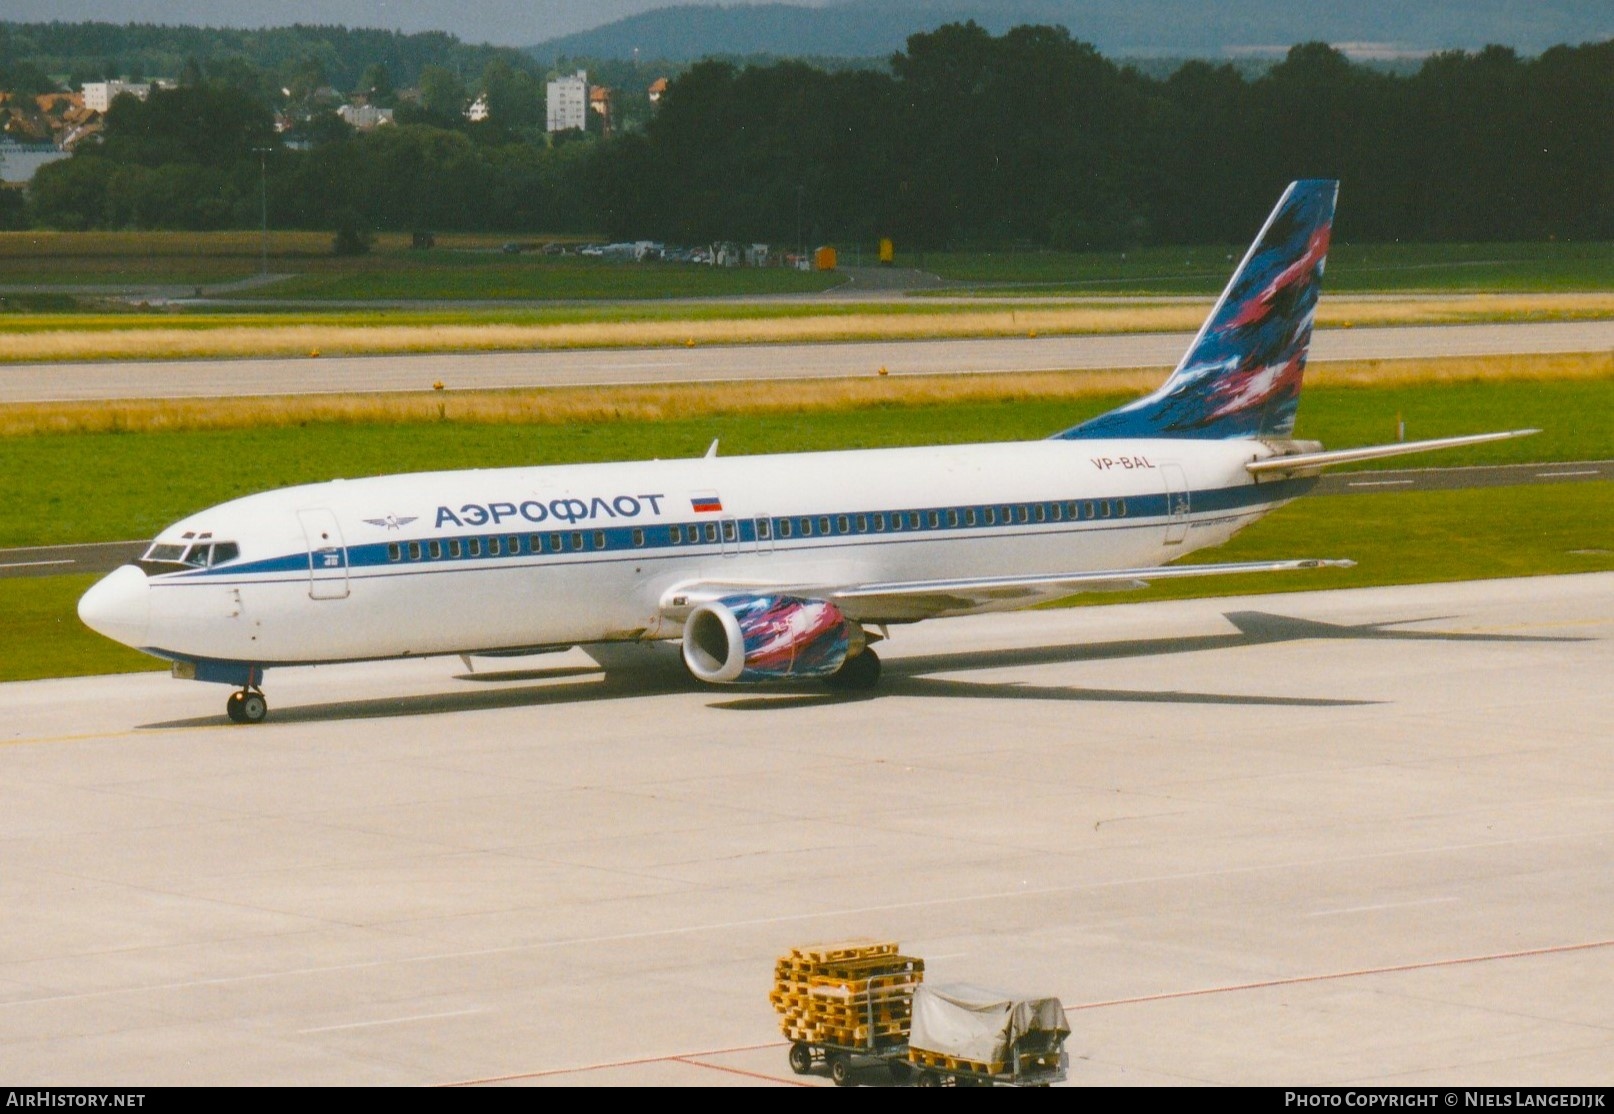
[3,319,1612,402]
[2,573,1609,1086]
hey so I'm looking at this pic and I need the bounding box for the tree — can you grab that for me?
[479,59,543,131]
[356,62,395,107]
[418,64,468,120]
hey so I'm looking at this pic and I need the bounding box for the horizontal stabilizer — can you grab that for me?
[1248,429,1539,477]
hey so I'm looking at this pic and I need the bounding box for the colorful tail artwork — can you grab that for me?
[1055,179,1338,442]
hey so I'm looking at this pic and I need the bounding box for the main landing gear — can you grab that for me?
[823,647,881,691]
[226,687,269,724]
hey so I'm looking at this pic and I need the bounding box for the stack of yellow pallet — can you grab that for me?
[770,940,924,1050]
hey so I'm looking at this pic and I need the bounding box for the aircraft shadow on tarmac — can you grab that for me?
[138,610,1584,729]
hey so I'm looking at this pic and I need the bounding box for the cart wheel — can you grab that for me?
[829,1054,854,1087]
[788,1042,812,1075]
[916,1070,941,1088]
[888,1059,912,1084]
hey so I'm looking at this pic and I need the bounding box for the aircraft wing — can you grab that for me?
[660,558,1354,624]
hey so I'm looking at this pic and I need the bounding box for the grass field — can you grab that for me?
[3,230,1611,303]
[920,240,1614,295]
[2,371,1609,549]
[0,230,840,298]
[3,294,1614,363]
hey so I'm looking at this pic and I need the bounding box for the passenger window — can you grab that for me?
[1117,499,1127,517]
[856,514,868,532]
[448,539,462,558]
[946,509,959,527]
[779,519,793,538]
[549,533,563,551]
[571,532,584,550]
[508,535,520,553]
[408,542,422,560]
[800,518,812,537]
[388,543,401,562]
[487,537,500,556]
[984,508,996,525]
[927,511,939,528]
[1100,501,1111,518]
[1084,501,1095,519]
[670,524,683,543]
[529,534,540,553]
[819,517,831,535]
[632,528,644,546]
[838,515,849,533]
[703,523,717,543]
[1034,505,1046,523]
[723,521,737,542]
[1051,504,1062,521]
[908,512,921,529]
[468,538,481,557]
[429,541,442,559]
[593,530,605,549]
[890,513,902,532]
[758,519,772,540]
[965,508,977,526]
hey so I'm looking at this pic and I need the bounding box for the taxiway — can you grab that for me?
[1,574,1609,1085]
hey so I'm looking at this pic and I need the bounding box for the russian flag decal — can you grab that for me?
[691,493,723,513]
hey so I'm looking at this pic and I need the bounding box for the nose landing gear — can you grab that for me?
[226,688,269,724]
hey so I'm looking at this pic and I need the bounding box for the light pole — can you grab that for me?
[252,147,272,275]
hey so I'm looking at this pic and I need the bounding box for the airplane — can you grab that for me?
[78,180,1536,724]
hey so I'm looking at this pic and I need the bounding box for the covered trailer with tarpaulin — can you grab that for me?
[907,983,1070,1087]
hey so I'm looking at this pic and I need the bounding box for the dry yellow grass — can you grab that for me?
[3,352,1607,437]
[4,294,1614,364]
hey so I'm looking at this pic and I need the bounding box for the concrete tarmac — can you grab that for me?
[1,574,1610,1086]
[3,319,1612,402]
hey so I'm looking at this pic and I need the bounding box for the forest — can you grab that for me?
[8,21,1612,247]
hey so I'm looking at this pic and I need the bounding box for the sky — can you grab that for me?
[0,1,830,47]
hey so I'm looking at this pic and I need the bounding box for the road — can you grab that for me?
[1,575,1609,1085]
[3,320,1612,402]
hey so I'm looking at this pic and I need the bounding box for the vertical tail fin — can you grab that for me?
[1054,179,1337,441]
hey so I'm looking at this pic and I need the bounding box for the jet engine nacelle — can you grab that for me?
[681,594,864,683]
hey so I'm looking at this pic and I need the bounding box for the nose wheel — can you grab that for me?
[226,688,269,724]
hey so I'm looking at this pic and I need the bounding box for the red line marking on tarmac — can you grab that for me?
[1066,937,1614,1011]
[444,940,1614,1085]
[444,1041,805,1087]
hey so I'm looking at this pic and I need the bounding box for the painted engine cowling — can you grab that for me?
[681,594,864,683]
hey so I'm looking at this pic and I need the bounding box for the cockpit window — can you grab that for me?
[137,539,239,575]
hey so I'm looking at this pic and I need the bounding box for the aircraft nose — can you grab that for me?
[78,565,150,648]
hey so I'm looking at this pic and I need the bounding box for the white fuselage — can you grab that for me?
[85,436,1306,668]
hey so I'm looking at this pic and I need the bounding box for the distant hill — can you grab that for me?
[530,0,1613,62]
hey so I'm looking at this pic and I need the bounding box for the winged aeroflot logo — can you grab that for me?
[362,515,419,530]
